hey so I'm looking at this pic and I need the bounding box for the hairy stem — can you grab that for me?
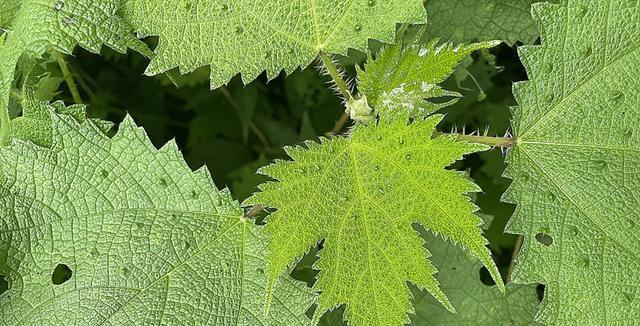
[319,52,352,101]
[329,112,350,135]
[443,133,516,147]
[55,53,83,104]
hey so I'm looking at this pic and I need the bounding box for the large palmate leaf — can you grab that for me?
[411,219,540,325]
[0,0,145,141]
[424,0,540,45]
[0,111,315,325]
[506,0,640,324]
[246,114,504,326]
[121,0,426,88]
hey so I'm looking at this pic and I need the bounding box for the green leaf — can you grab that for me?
[424,0,540,45]
[246,113,504,326]
[0,0,148,140]
[357,40,499,117]
[411,222,540,325]
[0,0,18,28]
[506,1,640,323]
[121,0,426,88]
[8,65,112,146]
[0,111,315,325]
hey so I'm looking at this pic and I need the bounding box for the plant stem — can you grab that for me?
[219,86,271,149]
[0,98,10,144]
[319,52,352,101]
[438,132,516,147]
[506,235,524,284]
[329,112,350,135]
[55,53,83,104]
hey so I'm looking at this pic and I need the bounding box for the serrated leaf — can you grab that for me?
[246,113,504,326]
[411,222,540,325]
[0,0,149,140]
[357,40,499,116]
[121,0,426,88]
[0,110,315,325]
[424,0,540,45]
[8,65,112,146]
[506,1,640,324]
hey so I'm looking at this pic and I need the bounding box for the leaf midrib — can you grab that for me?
[519,39,640,139]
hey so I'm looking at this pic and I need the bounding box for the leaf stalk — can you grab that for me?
[319,52,353,101]
[449,133,516,147]
[55,52,83,104]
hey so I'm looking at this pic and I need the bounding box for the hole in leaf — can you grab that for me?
[52,264,73,285]
[537,284,545,301]
[0,275,8,295]
[535,232,553,246]
[478,267,495,286]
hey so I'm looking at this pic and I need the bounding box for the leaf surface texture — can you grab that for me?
[121,0,426,87]
[0,0,143,138]
[0,110,315,325]
[506,1,640,323]
[424,0,540,45]
[411,220,539,325]
[247,114,503,326]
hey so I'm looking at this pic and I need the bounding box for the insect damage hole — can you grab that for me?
[478,267,496,286]
[52,263,73,285]
[0,275,8,295]
[535,232,553,246]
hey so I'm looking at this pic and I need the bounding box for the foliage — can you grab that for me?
[0,0,149,142]
[248,114,496,326]
[410,218,539,325]
[424,0,541,45]
[121,0,426,88]
[1,0,638,325]
[246,39,508,326]
[0,109,315,325]
[505,0,640,323]
[357,40,499,116]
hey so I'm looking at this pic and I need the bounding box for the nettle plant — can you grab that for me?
[0,0,638,325]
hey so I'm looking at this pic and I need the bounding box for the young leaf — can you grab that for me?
[357,40,499,117]
[121,0,426,88]
[506,1,640,323]
[424,0,540,45]
[0,0,148,140]
[246,114,504,326]
[0,110,315,325]
[411,221,539,325]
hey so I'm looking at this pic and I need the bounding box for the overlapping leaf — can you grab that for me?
[0,0,147,141]
[506,0,640,323]
[0,110,315,325]
[424,0,540,45]
[411,220,540,325]
[8,65,112,146]
[121,0,426,88]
